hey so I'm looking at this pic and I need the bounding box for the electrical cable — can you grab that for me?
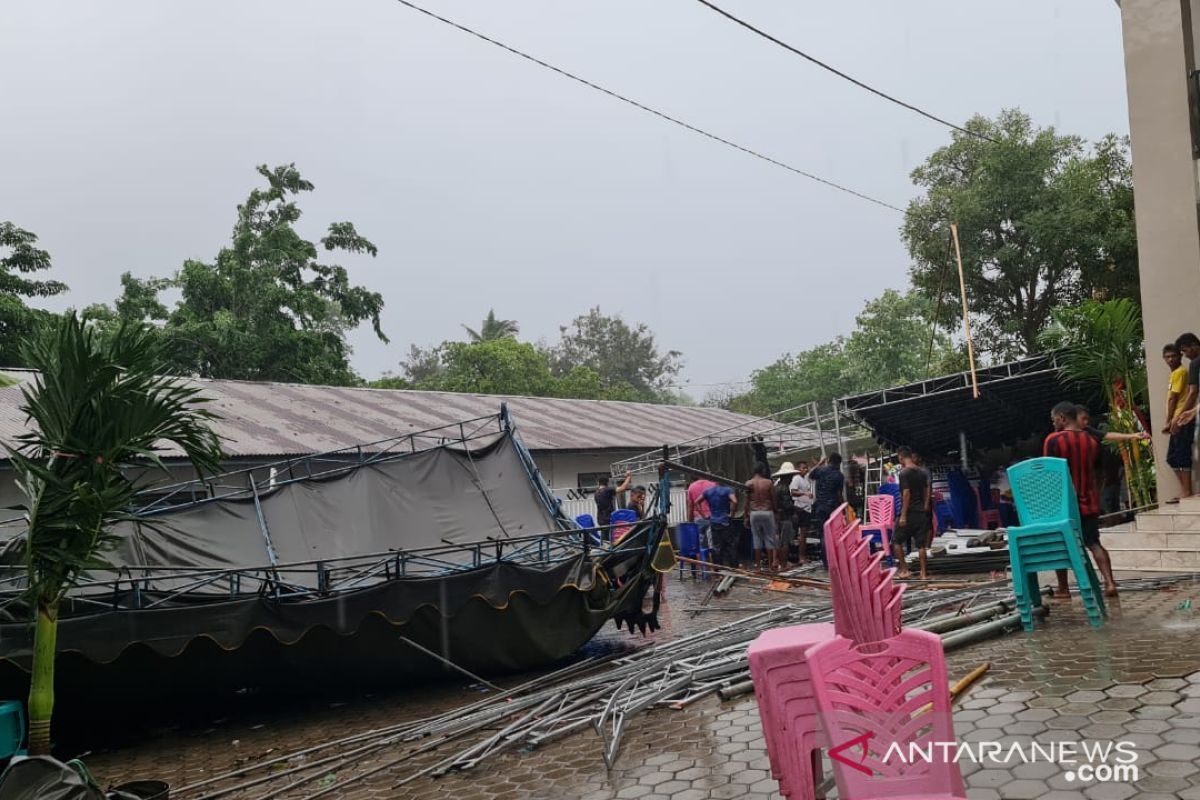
[692,0,996,143]
[392,0,904,213]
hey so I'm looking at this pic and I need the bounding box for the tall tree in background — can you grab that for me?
[463,309,519,343]
[0,223,67,367]
[843,289,958,389]
[11,314,221,753]
[92,165,387,385]
[548,308,682,403]
[720,289,957,415]
[903,110,1137,361]
[373,338,631,401]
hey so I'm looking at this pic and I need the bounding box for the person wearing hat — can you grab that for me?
[788,461,813,564]
[773,462,800,568]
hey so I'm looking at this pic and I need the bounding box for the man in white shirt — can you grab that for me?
[789,461,814,564]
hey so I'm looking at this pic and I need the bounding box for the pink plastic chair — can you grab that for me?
[806,629,967,799]
[748,624,837,798]
[973,486,1001,530]
[860,495,895,564]
[748,506,918,798]
[825,517,904,644]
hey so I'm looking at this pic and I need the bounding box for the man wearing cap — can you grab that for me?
[773,463,799,568]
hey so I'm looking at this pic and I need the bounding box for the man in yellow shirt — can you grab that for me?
[1163,342,1193,501]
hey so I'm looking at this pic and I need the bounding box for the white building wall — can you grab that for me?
[530,450,645,491]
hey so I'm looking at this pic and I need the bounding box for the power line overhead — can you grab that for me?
[392,0,904,213]
[692,0,994,143]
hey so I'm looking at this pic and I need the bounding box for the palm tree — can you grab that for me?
[9,313,222,754]
[463,309,519,343]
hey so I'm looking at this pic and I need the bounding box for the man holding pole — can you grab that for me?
[1045,402,1119,599]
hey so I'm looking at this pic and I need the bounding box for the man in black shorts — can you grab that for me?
[892,447,932,579]
[1170,334,1200,500]
[1045,402,1119,598]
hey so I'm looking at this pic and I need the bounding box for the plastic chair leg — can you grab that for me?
[1064,545,1105,628]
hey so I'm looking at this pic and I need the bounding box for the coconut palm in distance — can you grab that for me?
[463,309,519,343]
[9,313,222,754]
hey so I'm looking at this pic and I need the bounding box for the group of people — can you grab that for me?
[592,471,646,528]
[1043,401,1150,598]
[1164,333,1200,502]
[683,454,846,573]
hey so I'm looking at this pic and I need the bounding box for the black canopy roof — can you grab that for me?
[837,354,1090,455]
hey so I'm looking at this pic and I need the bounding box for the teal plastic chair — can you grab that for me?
[0,700,25,758]
[1006,457,1107,630]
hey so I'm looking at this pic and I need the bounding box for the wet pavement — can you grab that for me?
[82,573,1200,799]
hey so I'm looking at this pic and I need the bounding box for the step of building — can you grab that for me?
[1106,511,1200,571]
[1130,508,1200,533]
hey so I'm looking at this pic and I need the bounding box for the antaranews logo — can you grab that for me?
[827,732,1140,785]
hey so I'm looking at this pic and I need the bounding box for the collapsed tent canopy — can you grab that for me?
[837,354,1093,455]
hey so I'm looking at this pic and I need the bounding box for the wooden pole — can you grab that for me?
[950,223,980,399]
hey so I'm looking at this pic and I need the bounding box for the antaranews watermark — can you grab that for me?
[829,734,1140,785]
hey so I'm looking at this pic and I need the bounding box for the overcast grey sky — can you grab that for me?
[1,1,1128,394]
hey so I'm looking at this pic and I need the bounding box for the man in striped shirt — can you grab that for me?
[1044,401,1119,598]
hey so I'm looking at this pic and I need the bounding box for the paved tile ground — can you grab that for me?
[79,574,1200,799]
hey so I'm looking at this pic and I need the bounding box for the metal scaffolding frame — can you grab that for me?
[608,402,850,477]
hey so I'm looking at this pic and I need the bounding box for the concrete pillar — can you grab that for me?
[1119,0,1200,496]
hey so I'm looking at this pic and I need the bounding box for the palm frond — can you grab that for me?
[12,314,223,603]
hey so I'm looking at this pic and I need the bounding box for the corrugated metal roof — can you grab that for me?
[0,370,819,458]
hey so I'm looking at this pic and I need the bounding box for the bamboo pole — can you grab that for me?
[949,662,991,702]
[950,223,979,399]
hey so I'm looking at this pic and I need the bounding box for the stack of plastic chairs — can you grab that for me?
[749,505,927,799]
[877,482,901,516]
[747,622,837,798]
[674,522,711,580]
[859,495,895,567]
[806,629,967,799]
[1006,457,1107,631]
[825,512,905,643]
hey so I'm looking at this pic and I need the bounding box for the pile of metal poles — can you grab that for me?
[172,574,1194,800]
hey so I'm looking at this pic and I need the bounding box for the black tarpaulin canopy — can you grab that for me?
[837,354,1085,455]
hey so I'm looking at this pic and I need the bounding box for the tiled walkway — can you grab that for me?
[82,576,1200,799]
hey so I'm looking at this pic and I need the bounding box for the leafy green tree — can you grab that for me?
[548,308,682,403]
[723,289,957,415]
[463,309,519,342]
[10,314,222,753]
[0,223,67,367]
[372,338,637,400]
[433,339,556,396]
[727,342,855,417]
[843,289,955,389]
[95,165,387,384]
[903,110,1137,361]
